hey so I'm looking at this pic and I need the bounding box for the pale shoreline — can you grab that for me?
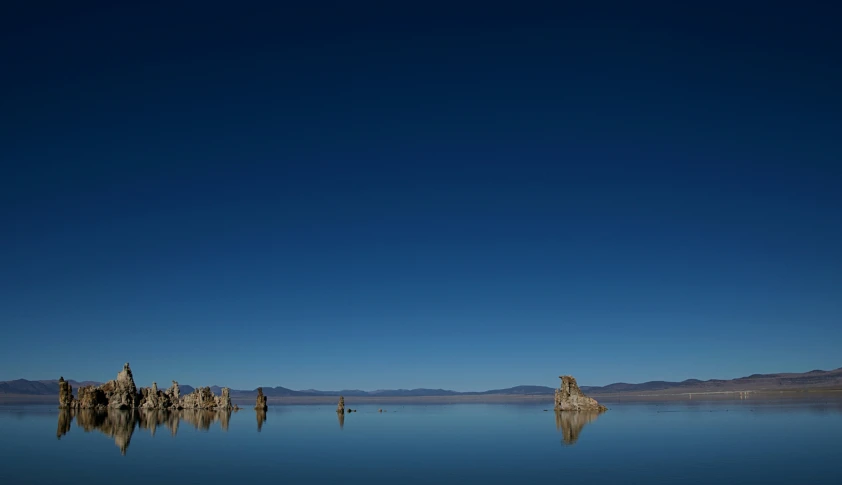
[3,388,841,406]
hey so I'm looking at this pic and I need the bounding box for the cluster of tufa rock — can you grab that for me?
[553,375,607,412]
[58,363,238,411]
[336,396,345,414]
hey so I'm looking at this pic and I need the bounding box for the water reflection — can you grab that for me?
[256,409,267,432]
[56,408,235,455]
[337,410,344,430]
[554,411,602,446]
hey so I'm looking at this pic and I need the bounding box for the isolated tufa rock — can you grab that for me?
[336,396,345,414]
[553,375,607,412]
[58,377,75,409]
[254,387,268,411]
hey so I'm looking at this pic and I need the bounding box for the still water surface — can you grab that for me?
[2,398,841,484]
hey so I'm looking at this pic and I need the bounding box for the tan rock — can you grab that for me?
[76,385,108,409]
[553,375,607,412]
[336,396,345,414]
[254,387,268,411]
[215,387,233,410]
[58,377,74,409]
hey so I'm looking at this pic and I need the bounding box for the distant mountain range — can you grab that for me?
[3,368,841,398]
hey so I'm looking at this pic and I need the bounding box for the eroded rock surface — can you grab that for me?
[553,375,607,412]
[76,385,108,409]
[58,377,74,409]
[104,363,141,409]
[215,387,233,410]
[254,387,268,411]
[59,363,237,411]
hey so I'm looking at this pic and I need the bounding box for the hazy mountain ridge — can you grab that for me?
[3,367,841,397]
[581,367,842,395]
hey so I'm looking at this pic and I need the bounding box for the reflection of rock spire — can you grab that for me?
[554,410,602,446]
[59,407,242,453]
[337,410,345,429]
[256,409,267,431]
[218,410,231,431]
[56,409,73,439]
[73,408,137,455]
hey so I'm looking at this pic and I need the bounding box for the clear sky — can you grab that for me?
[2,1,840,391]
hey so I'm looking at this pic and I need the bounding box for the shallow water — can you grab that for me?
[2,398,841,484]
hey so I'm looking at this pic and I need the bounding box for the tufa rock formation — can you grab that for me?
[76,384,109,409]
[336,396,345,414]
[59,363,238,411]
[254,387,268,411]
[554,375,607,412]
[58,377,74,409]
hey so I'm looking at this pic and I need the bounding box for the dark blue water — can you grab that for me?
[2,398,841,484]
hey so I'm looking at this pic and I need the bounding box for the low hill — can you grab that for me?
[3,367,840,398]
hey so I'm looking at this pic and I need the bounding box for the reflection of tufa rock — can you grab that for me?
[58,407,235,455]
[555,409,602,445]
[256,409,267,431]
[336,396,345,414]
[553,375,607,412]
[56,409,72,438]
[254,387,268,411]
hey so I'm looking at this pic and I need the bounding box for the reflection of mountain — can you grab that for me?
[554,411,602,445]
[56,408,235,454]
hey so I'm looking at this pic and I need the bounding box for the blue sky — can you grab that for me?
[1,2,840,391]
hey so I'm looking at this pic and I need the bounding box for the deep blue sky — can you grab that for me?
[2,1,840,391]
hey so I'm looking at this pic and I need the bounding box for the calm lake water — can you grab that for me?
[2,398,841,484]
